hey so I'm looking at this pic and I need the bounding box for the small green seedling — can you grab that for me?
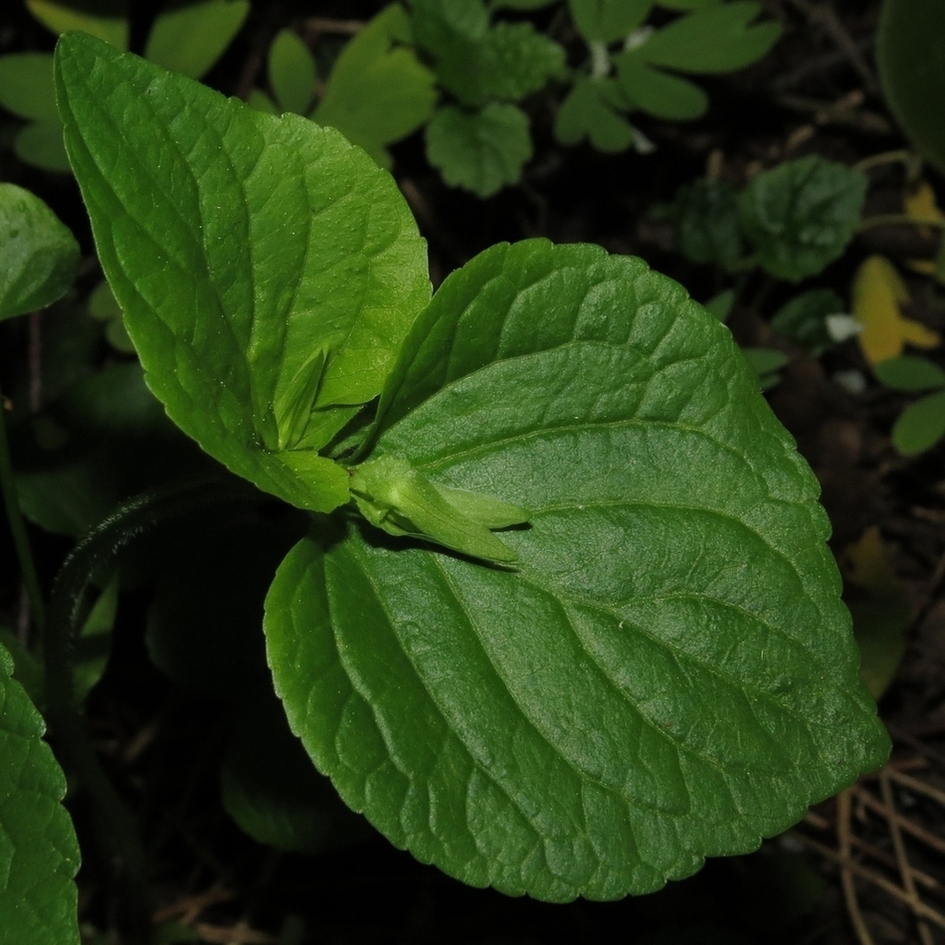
[263,1,781,197]
[558,0,781,153]
[253,8,439,170]
[672,156,868,281]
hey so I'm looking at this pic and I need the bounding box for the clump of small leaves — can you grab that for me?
[556,0,781,154]
[256,1,781,198]
[672,156,869,282]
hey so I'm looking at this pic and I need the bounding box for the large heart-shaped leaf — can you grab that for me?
[54,32,431,514]
[266,240,889,901]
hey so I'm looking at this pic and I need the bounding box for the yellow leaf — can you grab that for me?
[901,318,941,347]
[905,258,936,275]
[905,179,945,273]
[905,179,945,229]
[851,255,941,364]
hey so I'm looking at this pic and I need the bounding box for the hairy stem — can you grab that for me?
[44,473,259,944]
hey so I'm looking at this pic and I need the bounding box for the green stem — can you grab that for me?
[853,149,914,175]
[0,386,45,631]
[588,40,610,79]
[44,472,258,944]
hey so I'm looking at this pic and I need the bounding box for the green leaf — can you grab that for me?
[873,354,945,392]
[703,287,735,322]
[877,0,945,175]
[26,0,128,48]
[738,155,867,282]
[0,50,65,176]
[13,118,71,172]
[842,526,910,701]
[672,177,744,269]
[770,288,845,355]
[268,29,317,115]
[267,239,889,901]
[568,0,652,43]
[88,278,136,353]
[890,388,945,455]
[412,0,565,107]
[473,21,566,102]
[615,53,709,120]
[55,32,431,514]
[0,54,58,121]
[0,641,81,944]
[850,596,910,700]
[0,628,44,712]
[246,87,279,115]
[144,0,249,80]
[414,0,490,46]
[0,58,71,173]
[425,103,532,197]
[742,346,788,387]
[313,5,437,168]
[554,77,636,152]
[636,1,781,74]
[0,183,80,322]
[659,0,725,8]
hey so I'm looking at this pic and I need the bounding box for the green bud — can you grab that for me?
[349,454,529,565]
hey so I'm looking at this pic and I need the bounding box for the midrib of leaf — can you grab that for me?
[777,160,815,236]
[243,148,306,431]
[455,539,816,769]
[429,556,751,805]
[335,531,822,846]
[72,75,260,400]
[338,537,613,837]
